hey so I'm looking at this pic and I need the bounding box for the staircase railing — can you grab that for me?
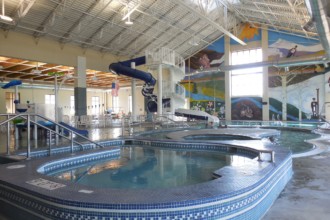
[0,113,104,159]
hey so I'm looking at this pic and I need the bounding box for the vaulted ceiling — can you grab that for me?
[0,0,319,88]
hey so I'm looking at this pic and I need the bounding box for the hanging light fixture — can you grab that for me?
[0,0,13,22]
[123,1,140,26]
[122,3,140,21]
[31,62,42,75]
[92,72,98,81]
[189,36,200,46]
[125,15,133,25]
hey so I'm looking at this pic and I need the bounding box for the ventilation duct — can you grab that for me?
[188,55,327,74]
[305,0,330,60]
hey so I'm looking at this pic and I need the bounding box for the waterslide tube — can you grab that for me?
[109,57,157,112]
[109,57,156,86]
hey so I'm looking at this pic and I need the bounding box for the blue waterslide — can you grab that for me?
[109,57,156,86]
[1,80,22,89]
[109,57,158,112]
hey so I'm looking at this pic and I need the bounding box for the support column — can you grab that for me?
[281,75,287,121]
[54,75,59,123]
[262,26,270,121]
[324,72,330,120]
[224,36,231,120]
[74,56,87,116]
[157,65,163,115]
[170,68,175,116]
[131,62,137,121]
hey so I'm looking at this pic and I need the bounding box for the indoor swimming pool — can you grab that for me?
[1,125,319,219]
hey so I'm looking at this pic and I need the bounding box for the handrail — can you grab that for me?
[0,113,104,158]
[30,114,104,148]
[20,116,85,153]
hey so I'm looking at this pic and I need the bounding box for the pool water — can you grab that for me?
[50,146,251,189]
[139,128,320,154]
[273,129,320,153]
[184,134,257,141]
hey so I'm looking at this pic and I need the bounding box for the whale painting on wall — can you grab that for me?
[267,30,327,121]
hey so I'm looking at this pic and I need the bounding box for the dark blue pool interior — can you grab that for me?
[48,145,254,189]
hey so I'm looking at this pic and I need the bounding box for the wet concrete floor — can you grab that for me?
[263,150,330,220]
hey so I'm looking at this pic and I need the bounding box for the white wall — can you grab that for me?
[116,87,145,115]
[0,86,145,117]
[0,30,125,72]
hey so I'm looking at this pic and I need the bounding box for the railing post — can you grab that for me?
[122,119,124,136]
[48,130,52,156]
[33,114,38,140]
[71,131,74,154]
[55,124,59,145]
[6,114,10,155]
[27,114,31,159]
[271,151,275,163]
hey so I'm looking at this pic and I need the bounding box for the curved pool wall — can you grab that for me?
[0,138,292,220]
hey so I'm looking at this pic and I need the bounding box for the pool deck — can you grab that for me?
[263,128,330,220]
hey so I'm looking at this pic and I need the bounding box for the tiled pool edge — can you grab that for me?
[0,140,292,220]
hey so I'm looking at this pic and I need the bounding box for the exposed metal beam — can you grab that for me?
[33,0,65,39]
[17,0,36,18]
[306,0,330,60]
[59,0,101,44]
[176,0,246,46]
[285,0,310,37]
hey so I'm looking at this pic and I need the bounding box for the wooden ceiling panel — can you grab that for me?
[0,56,144,89]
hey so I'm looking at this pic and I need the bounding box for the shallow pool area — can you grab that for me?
[139,127,319,154]
[49,145,254,189]
[271,128,320,153]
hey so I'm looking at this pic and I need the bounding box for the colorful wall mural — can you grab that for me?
[231,97,263,120]
[267,29,326,121]
[182,23,328,121]
[185,41,224,72]
[230,23,261,44]
[181,72,225,119]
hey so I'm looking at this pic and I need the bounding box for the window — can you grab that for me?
[70,96,75,115]
[128,95,132,113]
[231,48,263,97]
[113,96,119,113]
[5,92,16,113]
[91,96,100,115]
[45,94,55,104]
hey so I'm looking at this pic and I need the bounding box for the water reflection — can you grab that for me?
[51,146,253,189]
